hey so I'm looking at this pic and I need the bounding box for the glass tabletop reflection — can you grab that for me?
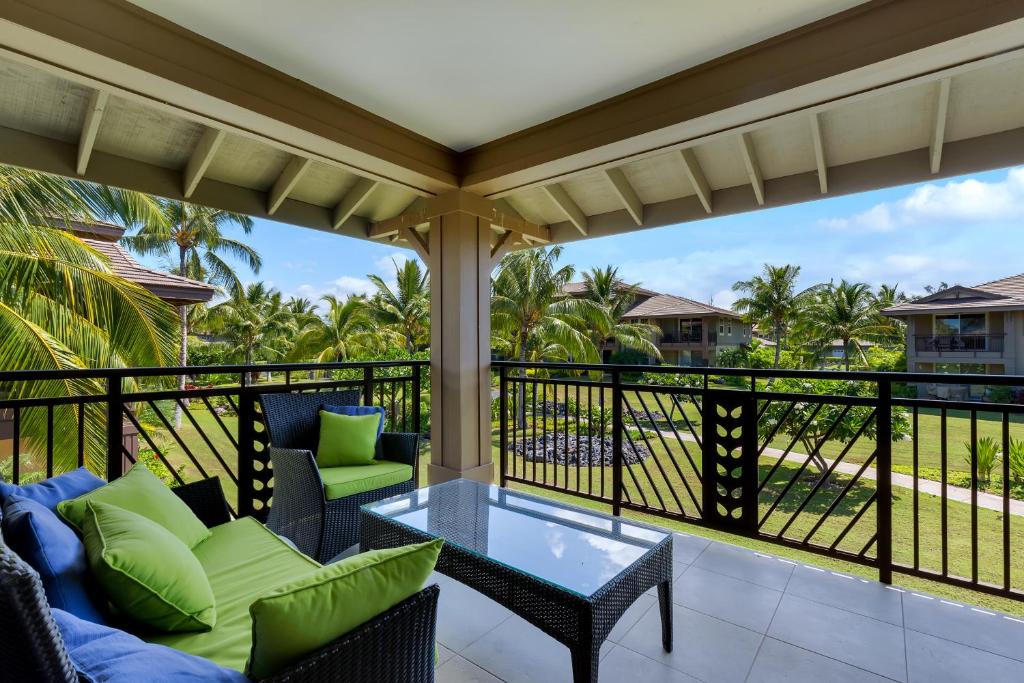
[362,479,670,597]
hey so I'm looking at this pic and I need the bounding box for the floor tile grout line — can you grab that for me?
[902,624,1024,666]
[900,590,910,683]
[754,637,908,683]
[743,567,793,683]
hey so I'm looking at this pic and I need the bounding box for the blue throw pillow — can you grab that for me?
[0,467,104,510]
[2,495,107,624]
[52,608,248,682]
[322,404,386,437]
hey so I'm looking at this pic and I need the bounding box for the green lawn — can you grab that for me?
[143,401,1024,618]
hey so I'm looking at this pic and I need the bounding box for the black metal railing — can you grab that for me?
[914,333,1005,354]
[0,360,427,519]
[495,361,1024,602]
[661,332,703,344]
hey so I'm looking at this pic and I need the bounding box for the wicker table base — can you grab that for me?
[360,483,672,683]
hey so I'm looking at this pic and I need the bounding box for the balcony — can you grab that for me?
[4,360,1024,682]
[914,334,1006,356]
[660,332,703,346]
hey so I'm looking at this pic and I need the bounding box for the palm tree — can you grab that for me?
[580,266,661,360]
[123,201,259,370]
[732,264,802,368]
[873,283,908,346]
[207,283,295,368]
[366,259,429,354]
[292,295,383,363]
[798,280,882,370]
[491,247,599,365]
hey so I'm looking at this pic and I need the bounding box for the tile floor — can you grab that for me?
[424,533,1024,683]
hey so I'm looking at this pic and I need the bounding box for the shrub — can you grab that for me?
[1008,438,1024,483]
[964,436,1000,483]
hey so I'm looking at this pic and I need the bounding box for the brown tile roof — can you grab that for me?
[622,293,741,319]
[561,281,659,298]
[882,274,1024,315]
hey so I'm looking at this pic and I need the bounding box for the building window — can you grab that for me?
[935,362,987,374]
[718,323,724,334]
[934,313,985,336]
[726,324,732,335]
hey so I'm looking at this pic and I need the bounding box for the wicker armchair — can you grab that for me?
[259,390,420,562]
[0,477,439,683]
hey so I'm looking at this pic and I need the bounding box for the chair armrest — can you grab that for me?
[378,432,420,470]
[257,584,439,683]
[266,447,325,558]
[172,477,231,528]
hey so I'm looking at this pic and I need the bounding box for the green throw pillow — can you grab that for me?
[82,501,216,633]
[58,464,211,548]
[246,538,443,679]
[316,410,381,467]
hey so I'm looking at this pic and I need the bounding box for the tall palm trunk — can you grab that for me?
[843,337,851,371]
[516,329,528,429]
[772,323,783,368]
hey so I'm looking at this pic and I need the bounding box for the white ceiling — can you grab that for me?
[128,0,867,151]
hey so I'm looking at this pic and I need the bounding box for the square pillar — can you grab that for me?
[427,210,493,484]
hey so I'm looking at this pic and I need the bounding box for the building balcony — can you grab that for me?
[914,334,1006,356]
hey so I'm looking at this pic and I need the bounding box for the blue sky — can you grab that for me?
[140,165,1024,309]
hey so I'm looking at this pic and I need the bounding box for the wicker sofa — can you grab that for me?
[260,390,420,562]
[0,476,439,682]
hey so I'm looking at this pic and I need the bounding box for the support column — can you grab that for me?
[427,210,493,484]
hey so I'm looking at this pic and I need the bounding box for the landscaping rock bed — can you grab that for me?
[512,433,650,466]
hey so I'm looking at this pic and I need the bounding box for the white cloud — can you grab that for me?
[820,167,1024,232]
[616,249,757,306]
[374,251,418,273]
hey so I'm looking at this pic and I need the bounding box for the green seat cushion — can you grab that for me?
[246,539,443,679]
[316,410,380,467]
[58,465,211,549]
[82,501,216,633]
[147,516,319,672]
[320,461,413,500]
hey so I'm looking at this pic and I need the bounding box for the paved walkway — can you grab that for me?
[427,532,1024,682]
[659,430,1024,516]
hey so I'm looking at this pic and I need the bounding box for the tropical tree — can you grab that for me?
[122,201,259,370]
[732,264,802,368]
[491,247,599,366]
[0,165,179,474]
[797,280,882,370]
[872,283,908,346]
[207,283,295,367]
[366,259,429,353]
[580,266,661,360]
[291,294,383,363]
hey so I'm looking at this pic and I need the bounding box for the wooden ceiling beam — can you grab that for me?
[398,225,430,261]
[678,148,712,214]
[268,156,312,215]
[76,89,108,175]
[541,184,587,235]
[183,127,225,199]
[930,78,952,174]
[603,168,644,226]
[332,178,379,230]
[809,112,827,194]
[738,133,764,206]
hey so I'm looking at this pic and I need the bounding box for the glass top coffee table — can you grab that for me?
[361,479,673,683]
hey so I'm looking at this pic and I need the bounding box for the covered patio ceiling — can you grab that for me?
[0,0,1022,253]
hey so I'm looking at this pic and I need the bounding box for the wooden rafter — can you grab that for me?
[678,148,712,214]
[76,89,108,175]
[541,183,587,235]
[268,156,312,215]
[930,78,952,174]
[603,168,643,226]
[738,133,764,206]
[183,128,224,199]
[810,112,827,194]
[333,178,379,230]
[398,225,429,261]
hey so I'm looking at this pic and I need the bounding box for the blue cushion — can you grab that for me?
[52,608,248,682]
[322,404,386,437]
[0,467,104,510]
[2,495,107,624]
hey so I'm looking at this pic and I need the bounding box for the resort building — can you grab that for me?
[562,282,749,365]
[883,274,1024,397]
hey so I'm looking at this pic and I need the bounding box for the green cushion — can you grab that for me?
[320,461,413,500]
[147,516,320,672]
[246,539,443,679]
[58,465,211,549]
[82,501,216,633]
[316,410,380,467]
